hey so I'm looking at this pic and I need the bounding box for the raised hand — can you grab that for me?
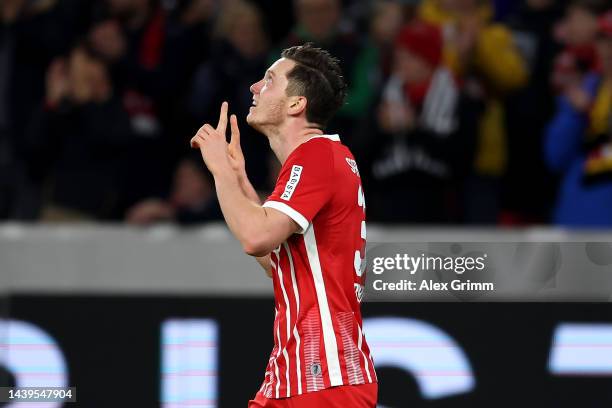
[190,102,232,175]
[46,58,69,106]
[68,47,94,104]
[191,101,229,148]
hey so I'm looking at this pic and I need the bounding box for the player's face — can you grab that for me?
[247,58,296,131]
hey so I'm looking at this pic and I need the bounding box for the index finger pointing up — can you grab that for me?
[216,101,228,135]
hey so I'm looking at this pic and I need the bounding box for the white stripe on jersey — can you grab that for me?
[275,249,292,397]
[357,322,372,382]
[282,348,290,397]
[337,312,364,385]
[304,226,343,387]
[369,349,378,381]
[284,242,303,395]
[263,201,309,234]
[274,319,281,398]
[265,308,280,398]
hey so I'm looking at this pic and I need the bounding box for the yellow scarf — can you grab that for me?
[588,79,611,139]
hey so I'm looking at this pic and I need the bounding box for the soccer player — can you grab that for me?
[190,43,377,407]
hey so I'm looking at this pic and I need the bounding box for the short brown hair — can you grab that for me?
[281,43,347,128]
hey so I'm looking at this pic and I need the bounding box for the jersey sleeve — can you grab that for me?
[263,140,333,234]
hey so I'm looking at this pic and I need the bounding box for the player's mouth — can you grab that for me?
[251,99,258,108]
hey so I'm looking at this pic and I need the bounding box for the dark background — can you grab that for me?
[3,296,612,407]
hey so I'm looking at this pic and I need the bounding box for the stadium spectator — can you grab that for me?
[419,0,529,224]
[544,9,612,227]
[189,0,271,191]
[26,46,134,221]
[0,0,84,219]
[87,0,198,211]
[501,0,565,224]
[0,0,611,228]
[552,0,608,92]
[362,21,480,222]
[370,1,415,50]
[349,0,420,175]
[89,0,197,100]
[344,0,409,120]
[278,0,364,142]
[126,156,221,225]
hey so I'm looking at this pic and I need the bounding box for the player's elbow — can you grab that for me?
[242,237,273,257]
[244,245,269,257]
[241,216,293,256]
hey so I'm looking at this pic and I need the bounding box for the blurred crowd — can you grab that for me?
[0,0,611,227]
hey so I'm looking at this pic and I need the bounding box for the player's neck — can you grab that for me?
[268,122,324,164]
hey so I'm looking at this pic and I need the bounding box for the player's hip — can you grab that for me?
[248,382,378,408]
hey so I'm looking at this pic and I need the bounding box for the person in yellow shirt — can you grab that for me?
[419,0,528,223]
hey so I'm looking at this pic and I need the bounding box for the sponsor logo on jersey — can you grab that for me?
[346,158,360,176]
[281,165,303,201]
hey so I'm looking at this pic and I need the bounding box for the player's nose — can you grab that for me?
[250,79,262,95]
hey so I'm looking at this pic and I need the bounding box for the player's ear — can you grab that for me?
[287,96,307,117]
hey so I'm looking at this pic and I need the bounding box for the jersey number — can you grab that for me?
[354,185,366,302]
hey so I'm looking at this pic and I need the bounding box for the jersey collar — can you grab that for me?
[306,134,341,142]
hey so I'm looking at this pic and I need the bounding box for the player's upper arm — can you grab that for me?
[244,139,333,257]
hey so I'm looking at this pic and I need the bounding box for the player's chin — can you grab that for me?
[246,111,257,126]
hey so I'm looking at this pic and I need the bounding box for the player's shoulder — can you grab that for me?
[298,135,360,175]
[300,135,340,152]
[289,135,339,163]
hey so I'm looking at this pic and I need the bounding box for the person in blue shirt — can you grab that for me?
[544,9,612,227]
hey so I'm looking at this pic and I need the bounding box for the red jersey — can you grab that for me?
[259,134,377,399]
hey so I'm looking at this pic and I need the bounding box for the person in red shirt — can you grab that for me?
[190,43,377,407]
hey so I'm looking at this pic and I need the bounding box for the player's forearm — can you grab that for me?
[236,171,272,276]
[237,170,261,204]
[256,255,272,278]
[213,170,276,256]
